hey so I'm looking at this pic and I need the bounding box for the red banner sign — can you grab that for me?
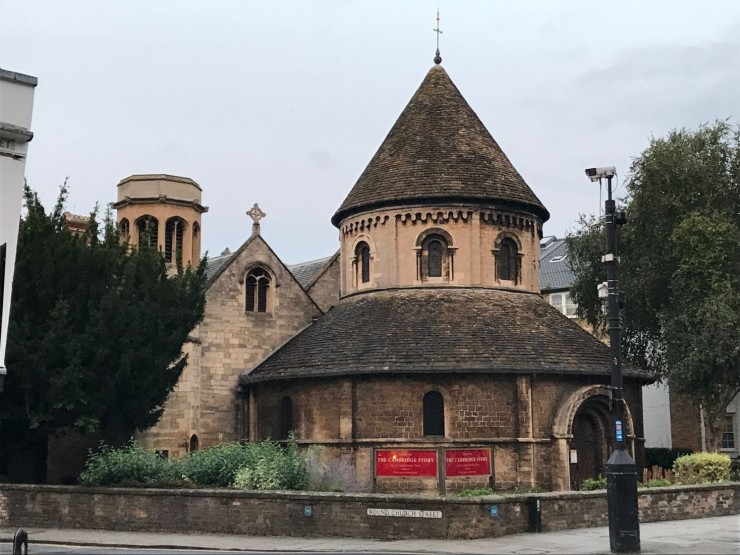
[375,450,438,477]
[445,449,491,477]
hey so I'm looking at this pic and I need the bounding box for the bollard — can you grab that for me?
[527,496,542,533]
[12,528,28,555]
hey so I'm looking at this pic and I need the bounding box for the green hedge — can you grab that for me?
[673,453,731,484]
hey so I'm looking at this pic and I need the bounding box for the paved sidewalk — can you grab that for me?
[2,514,738,554]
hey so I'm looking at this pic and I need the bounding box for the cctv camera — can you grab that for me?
[585,167,617,182]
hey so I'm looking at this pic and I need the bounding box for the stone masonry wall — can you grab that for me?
[305,255,340,312]
[1,484,737,540]
[140,234,322,455]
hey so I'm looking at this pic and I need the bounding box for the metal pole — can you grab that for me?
[603,175,640,553]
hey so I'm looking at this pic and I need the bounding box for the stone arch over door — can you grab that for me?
[551,385,636,491]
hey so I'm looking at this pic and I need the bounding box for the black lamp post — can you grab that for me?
[585,167,640,553]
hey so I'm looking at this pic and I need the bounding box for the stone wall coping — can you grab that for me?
[0,68,38,86]
[3,482,737,504]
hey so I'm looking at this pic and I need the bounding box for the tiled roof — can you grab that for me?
[332,65,549,226]
[539,237,575,292]
[287,256,335,289]
[241,288,651,384]
[205,251,234,282]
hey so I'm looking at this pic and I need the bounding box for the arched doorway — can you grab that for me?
[569,399,610,489]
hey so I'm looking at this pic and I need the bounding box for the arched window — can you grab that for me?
[355,241,371,284]
[496,238,519,282]
[189,434,199,452]
[280,397,293,440]
[428,239,442,277]
[192,222,200,262]
[418,233,451,281]
[423,391,445,436]
[245,267,271,313]
[136,216,158,249]
[164,217,186,264]
[119,218,130,241]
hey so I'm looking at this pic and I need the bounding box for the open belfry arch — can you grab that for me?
[115,52,651,492]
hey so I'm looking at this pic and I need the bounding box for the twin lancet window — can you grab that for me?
[245,267,271,313]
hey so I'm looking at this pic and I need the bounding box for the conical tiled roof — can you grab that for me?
[332,65,549,226]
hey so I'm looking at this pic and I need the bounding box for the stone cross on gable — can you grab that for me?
[247,203,266,236]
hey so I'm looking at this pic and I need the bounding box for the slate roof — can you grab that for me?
[240,288,651,385]
[287,256,335,289]
[540,237,575,292]
[332,65,549,227]
[205,251,234,282]
[204,250,334,290]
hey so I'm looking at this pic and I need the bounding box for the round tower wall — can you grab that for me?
[339,205,542,295]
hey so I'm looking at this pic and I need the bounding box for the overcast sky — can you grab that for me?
[3,1,739,264]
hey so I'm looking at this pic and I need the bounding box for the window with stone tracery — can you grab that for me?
[164,216,186,264]
[135,215,159,249]
[119,218,130,242]
[245,267,271,313]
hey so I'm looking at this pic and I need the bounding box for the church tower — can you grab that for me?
[332,63,549,296]
[112,174,208,266]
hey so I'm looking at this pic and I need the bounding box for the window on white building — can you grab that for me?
[549,292,577,318]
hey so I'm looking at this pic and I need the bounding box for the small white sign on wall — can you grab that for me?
[570,449,578,464]
[367,508,442,519]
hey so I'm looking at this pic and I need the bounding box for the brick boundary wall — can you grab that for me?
[0,483,737,540]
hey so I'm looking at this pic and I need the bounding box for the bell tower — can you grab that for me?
[112,174,208,267]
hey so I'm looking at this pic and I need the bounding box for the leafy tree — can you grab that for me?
[567,121,740,451]
[1,183,206,478]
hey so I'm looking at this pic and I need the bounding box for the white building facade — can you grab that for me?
[0,68,37,386]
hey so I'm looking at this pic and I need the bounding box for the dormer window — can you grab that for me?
[246,267,271,313]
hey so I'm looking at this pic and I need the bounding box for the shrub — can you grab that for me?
[304,448,371,492]
[580,476,607,490]
[232,434,306,491]
[80,443,177,487]
[645,447,692,470]
[673,453,731,484]
[458,487,494,497]
[638,478,672,488]
[179,442,255,487]
[730,458,740,482]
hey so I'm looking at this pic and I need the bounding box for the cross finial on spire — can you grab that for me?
[247,203,266,236]
[433,9,442,65]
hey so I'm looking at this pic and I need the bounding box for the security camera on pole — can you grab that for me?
[585,166,640,554]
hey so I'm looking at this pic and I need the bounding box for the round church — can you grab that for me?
[123,59,652,494]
